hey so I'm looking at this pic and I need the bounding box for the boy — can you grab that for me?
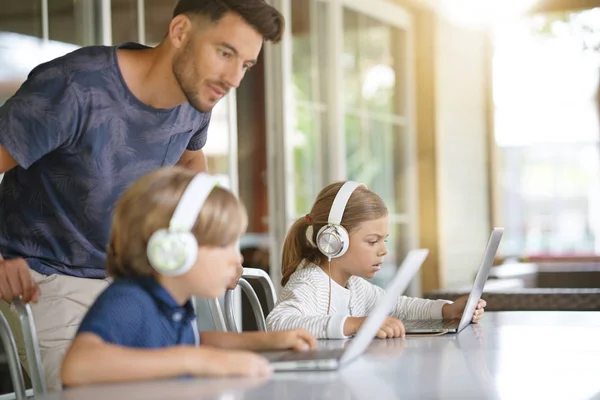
[61,167,314,386]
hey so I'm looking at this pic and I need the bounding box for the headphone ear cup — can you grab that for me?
[316,225,350,259]
[335,226,350,258]
[147,229,198,276]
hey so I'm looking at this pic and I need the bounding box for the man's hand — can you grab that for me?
[0,258,39,303]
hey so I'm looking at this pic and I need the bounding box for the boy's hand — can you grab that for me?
[193,348,272,377]
[442,296,486,323]
[223,351,273,377]
[269,329,316,351]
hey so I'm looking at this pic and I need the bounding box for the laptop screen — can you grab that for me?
[457,228,504,332]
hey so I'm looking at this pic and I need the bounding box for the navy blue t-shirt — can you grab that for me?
[78,276,199,348]
[0,43,211,278]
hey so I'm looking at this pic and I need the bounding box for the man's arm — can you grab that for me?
[0,65,78,170]
[0,144,18,174]
[176,149,208,173]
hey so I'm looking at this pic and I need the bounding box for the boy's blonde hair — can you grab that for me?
[281,182,387,286]
[106,166,247,278]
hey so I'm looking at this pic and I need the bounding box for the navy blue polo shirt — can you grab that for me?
[78,276,199,348]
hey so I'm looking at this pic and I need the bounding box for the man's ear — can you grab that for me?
[168,14,194,50]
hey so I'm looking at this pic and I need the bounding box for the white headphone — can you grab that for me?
[316,181,365,261]
[146,173,227,276]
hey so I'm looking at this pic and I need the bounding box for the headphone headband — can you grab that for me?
[327,181,364,226]
[146,172,231,277]
[169,173,228,233]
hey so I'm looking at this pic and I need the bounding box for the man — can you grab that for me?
[0,0,284,391]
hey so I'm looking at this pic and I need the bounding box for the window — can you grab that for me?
[493,8,600,257]
[343,8,415,283]
[290,0,328,215]
[0,1,83,105]
[266,0,417,289]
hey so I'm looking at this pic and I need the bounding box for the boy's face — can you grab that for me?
[188,243,244,298]
[226,264,244,290]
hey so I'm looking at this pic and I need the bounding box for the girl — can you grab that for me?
[61,167,315,387]
[266,181,485,339]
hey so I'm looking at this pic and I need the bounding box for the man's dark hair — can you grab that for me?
[173,0,285,43]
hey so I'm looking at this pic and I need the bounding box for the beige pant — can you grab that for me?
[0,270,110,392]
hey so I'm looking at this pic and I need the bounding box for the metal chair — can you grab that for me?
[1,295,226,400]
[0,301,46,400]
[223,268,277,332]
[194,297,228,332]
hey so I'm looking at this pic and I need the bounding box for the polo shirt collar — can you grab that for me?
[134,276,196,324]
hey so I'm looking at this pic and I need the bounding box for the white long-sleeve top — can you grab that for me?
[266,261,450,339]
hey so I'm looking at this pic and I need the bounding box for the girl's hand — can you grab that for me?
[442,296,486,323]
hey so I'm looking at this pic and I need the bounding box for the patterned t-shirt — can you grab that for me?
[0,42,211,278]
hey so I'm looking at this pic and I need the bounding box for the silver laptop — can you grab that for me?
[403,227,504,334]
[265,249,429,371]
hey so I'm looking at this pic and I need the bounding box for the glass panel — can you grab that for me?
[112,0,140,45]
[145,0,173,45]
[501,143,599,256]
[343,9,399,116]
[0,1,42,38]
[204,94,232,176]
[493,8,600,256]
[293,106,326,214]
[291,0,312,103]
[342,8,360,111]
[291,0,328,216]
[345,116,408,215]
[48,0,81,45]
[343,8,412,284]
[361,16,395,115]
[0,1,83,106]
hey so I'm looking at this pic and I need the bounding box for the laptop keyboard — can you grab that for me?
[404,319,458,330]
[272,349,345,362]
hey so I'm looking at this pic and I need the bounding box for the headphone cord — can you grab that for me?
[327,258,332,315]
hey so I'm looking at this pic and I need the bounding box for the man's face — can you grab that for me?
[172,12,263,113]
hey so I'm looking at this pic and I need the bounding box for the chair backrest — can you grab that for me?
[203,297,228,332]
[0,301,46,400]
[223,268,277,332]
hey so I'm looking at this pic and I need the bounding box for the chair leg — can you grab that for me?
[0,312,26,400]
[13,304,46,398]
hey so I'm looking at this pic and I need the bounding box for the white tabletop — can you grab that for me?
[48,311,600,400]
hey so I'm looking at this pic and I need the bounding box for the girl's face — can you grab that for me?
[187,242,244,298]
[332,216,389,284]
